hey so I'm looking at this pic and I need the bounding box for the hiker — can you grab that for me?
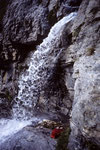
[50,127,63,139]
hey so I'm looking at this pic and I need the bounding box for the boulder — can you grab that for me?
[0,124,56,150]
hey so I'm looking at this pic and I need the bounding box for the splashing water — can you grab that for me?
[13,12,77,120]
[0,117,41,143]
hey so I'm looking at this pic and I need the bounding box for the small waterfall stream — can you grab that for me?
[13,12,77,120]
[0,12,77,143]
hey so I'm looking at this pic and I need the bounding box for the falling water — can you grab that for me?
[13,12,77,120]
[0,12,77,143]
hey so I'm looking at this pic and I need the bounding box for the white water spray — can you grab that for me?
[0,117,41,143]
[13,12,77,120]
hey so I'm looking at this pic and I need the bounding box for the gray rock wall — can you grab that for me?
[68,0,100,149]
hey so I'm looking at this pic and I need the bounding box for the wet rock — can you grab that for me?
[0,123,56,150]
[0,90,13,118]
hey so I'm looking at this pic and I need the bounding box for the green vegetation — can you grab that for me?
[0,90,13,103]
[5,90,13,102]
[56,127,71,150]
[86,47,95,56]
[72,29,80,38]
[72,26,81,39]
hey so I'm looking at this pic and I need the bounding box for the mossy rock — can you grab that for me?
[38,120,62,129]
[5,90,13,102]
[72,26,81,38]
[18,64,29,72]
[86,47,95,56]
[72,29,79,38]
[0,90,13,102]
[56,127,70,150]
[72,23,84,41]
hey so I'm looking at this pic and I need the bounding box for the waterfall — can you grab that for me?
[0,12,77,143]
[13,12,77,120]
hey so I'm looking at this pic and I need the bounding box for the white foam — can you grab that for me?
[0,117,40,143]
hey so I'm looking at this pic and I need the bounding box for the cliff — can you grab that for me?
[68,0,100,149]
[0,0,81,118]
[0,0,100,150]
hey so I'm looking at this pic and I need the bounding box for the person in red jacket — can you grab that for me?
[50,127,63,139]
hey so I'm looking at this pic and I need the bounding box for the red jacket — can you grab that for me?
[50,128,63,139]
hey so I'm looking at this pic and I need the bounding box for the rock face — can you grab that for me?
[0,0,82,118]
[12,14,77,120]
[0,0,100,150]
[68,0,100,149]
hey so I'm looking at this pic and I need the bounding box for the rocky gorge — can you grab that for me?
[0,0,100,150]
